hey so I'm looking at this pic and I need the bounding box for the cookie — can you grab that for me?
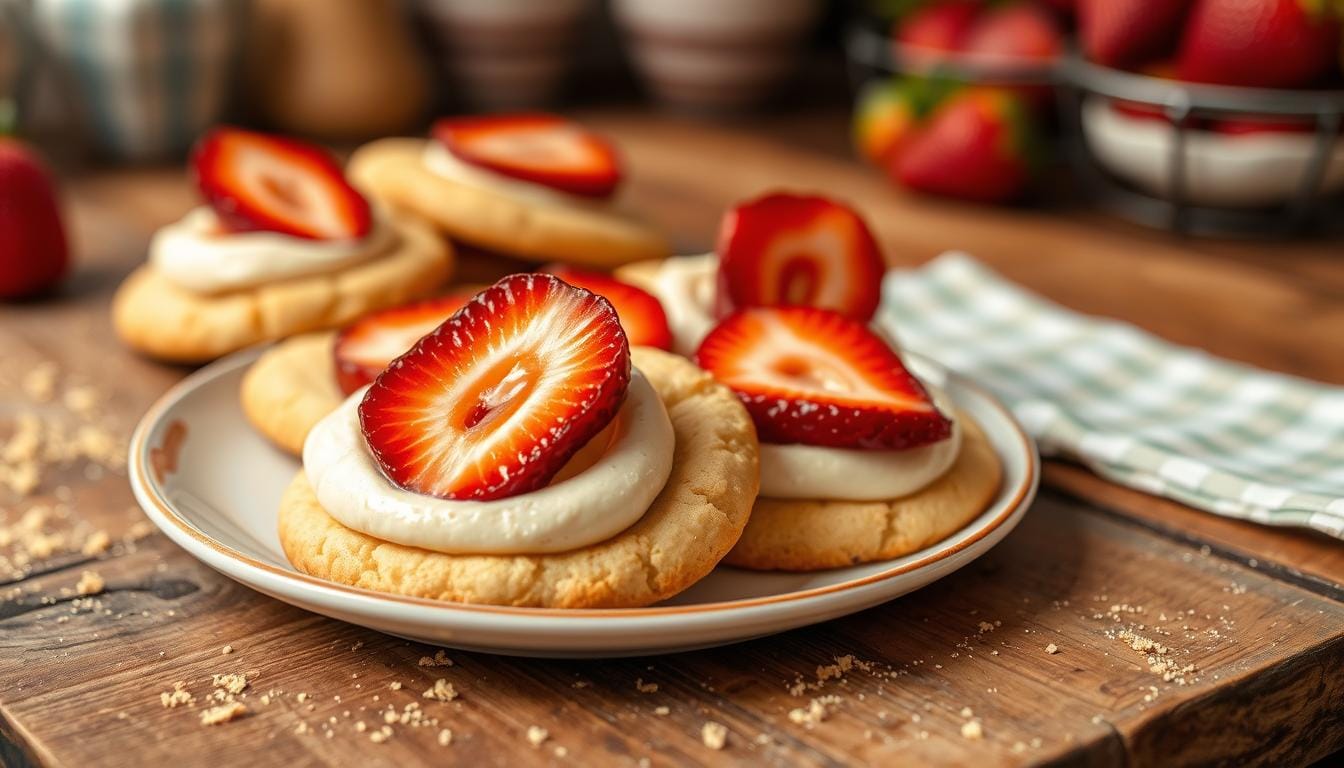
[724,415,1002,571]
[277,347,760,609]
[112,212,452,363]
[347,138,670,268]
[240,331,343,456]
[612,258,664,293]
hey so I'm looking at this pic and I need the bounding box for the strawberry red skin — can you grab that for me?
[1078,0,1192,68]
[894,1,982,53]
[0,139,69,299]
[359,274,630,501]
[893,88,1035,203]
[333,291,475,395]
[1209,115,1318,134]
[1177,0,1340,88]
[542,265,673,350]
[716,193,886,322]
[695,307,951,450]
[432,114,622,199]
[193,127,372,240]
[964,2,1065,62]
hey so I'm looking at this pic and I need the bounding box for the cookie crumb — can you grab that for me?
[75,570,103,595]
[961,720,983,740]
[701,721,728,750]
[635,678,659,694]
[423,679,458,702]
[438,728,453,746]
[960,706,974,718]
[1045,643,1059,655]
[418,650,453,667]
[389,682,402,691]
[212,673,248,695]
[221,645,233,655]
[160,682,193,709]
[199,702,247,726]
[526,726,549,747]
[554,746,568,758]
[81,530,111,556]
[654,706,670,716]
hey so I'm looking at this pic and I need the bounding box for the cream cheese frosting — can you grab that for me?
[303,370,674,555]
[150,206,396,295]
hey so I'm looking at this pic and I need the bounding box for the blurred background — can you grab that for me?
[1,0,1341,238]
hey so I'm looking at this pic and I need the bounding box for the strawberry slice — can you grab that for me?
[333,290,479,395]
[432,114,622,198]
[716,193,885,322]
[359,273,630,501]
[695,307,951,450]
[192,127,372,240]
[543,265,673,351]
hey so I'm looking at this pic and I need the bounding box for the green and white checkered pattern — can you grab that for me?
[881,253,1344,539]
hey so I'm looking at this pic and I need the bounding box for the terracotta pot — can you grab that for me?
[247,0,430,140]
[613,0,821,113]
[416,0,592,110]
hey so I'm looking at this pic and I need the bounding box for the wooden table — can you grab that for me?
[2,112,1341,768]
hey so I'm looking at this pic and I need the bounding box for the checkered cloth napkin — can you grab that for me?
[879,252,1344,539]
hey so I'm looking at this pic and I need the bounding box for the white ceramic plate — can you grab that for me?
[130,347,1038,658]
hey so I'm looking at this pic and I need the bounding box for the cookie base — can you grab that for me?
[112,212,452,363]
[277,348,759,609]
[241,332,343,456]
[723,415,1002,571]
[348,138,670,268]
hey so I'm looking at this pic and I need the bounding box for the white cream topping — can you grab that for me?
[758,388,961,501]
[649,252,720,356]
[149,207,395,295]
[422,141,624,214]
[303,370,674,555]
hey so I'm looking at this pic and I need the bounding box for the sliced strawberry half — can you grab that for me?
[359,273,630,501]
[333,289,479,395]
[431,114,622,198]
[716,193,885,322]
[192,127,372,240]
[695,307,951,450]
[543,265,672,351]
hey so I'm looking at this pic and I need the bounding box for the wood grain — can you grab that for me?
[1,110,1342,767]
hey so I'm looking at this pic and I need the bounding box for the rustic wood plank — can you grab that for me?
[2,493,1340,767]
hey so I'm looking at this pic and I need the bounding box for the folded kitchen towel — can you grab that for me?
[881,252,1344,539]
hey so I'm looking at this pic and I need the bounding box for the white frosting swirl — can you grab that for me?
[758,389,961,500]
[150,207,395,295]
[303,370,674,555]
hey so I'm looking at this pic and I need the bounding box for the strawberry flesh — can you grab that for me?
[543,265,673,350]
[716,193,885,322]
[432,114,622,198]
[359,274,630,501]
[696,306,951,450]
[193,127,372,240]
[333,290,477,395]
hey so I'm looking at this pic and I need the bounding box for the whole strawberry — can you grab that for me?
[892,88,1037,203]
[1079,0,1192,68]
[853,77,957,166]
[1177,0,1341,87]
[0,138,69,299]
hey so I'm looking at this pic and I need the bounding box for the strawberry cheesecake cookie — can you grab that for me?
[278,273,758,608]
[621,191,999,570]
[113,128,453,363]
[242,266,673,455]
[697,307,1001,571]
[347,113,669,268]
